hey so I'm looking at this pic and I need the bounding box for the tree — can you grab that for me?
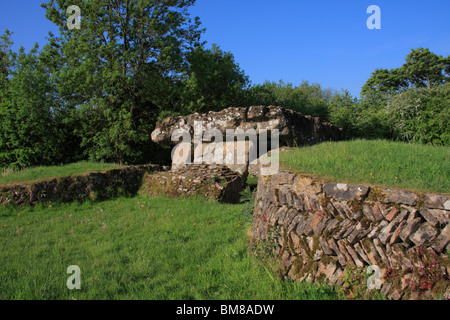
[41,0,203,164]
[0,30,16,101]
[386,83,450,145]
[361,48,449,98]
[328,89,358,137]
[247,80,332,120]
[361,68,408,97]
[403,47,448,89]
[179,44,250,114]
[0,42,79,168]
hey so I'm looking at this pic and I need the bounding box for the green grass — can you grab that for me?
[0,161,123,185]
[0,195,337,300]
[280,139,449,194]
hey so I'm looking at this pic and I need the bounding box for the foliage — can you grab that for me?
[406,248,449,299]
[40,0,203,164]
[386,83,450,145]
[2,3,450,172]
[384,248,449,300]
[343,47,450,144]
[362,47,449,97]
[361,68,408,97]
[336,264,369,300]
[247,80,333,120]
[0,36,80,168]
[403,47,449,89]
[180,44,250,114]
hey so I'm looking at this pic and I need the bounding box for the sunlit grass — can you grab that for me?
[0,161,123,185]
[0,195,337,300]
[280,139,449,194]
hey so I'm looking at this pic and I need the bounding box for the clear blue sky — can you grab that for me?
[1,0,449,97]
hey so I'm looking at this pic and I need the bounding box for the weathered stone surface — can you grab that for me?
[409,223,438,247]
[171,142,192,170]
[310,210,330,235]
[419,209,441,227]
[141,164,243,204]
[371,202,386,221]
[194,140,255,177]
[1,165,163,206]
[384,207,400,222]
[422,208,449,226]
[353,242,370,265]
[345,244,365,268]
[292,175,322,195]
[347,221,371,244]
[323,183,369,201]
[424,194,450,210]
[390,220,407,245]
[399,217,422,244]
[378,218,400,244]
[382,189,419,206]
[432,225,450,253]
[251,169,450,300]
[270,170,296,186]
[152,106,345,176]
[152,105,345,146]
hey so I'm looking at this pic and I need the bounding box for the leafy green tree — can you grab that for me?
[403,47,448,89]
[361,68,408,97]
[0,42,79,168]
[0,30,16,101]
[328,89,358,137]
[247,80,332,120]
[180,44,250,114]
[386,83,450,145]
[41,0,203,164]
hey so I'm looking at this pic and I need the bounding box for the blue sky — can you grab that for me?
[1,0,449,97]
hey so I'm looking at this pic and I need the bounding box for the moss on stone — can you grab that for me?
[359,217,372,229]
[362,238,372,253]
[299,260,319,278]
[367,187,385,202]
[349,199,363,215]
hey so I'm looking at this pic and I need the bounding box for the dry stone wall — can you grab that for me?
[251,170,450,300]
[0,165,163,206]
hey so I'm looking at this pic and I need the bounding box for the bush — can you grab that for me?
[386,83,450,145]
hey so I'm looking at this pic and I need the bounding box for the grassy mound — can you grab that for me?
[0,161,123,185]
[279,139,449,194]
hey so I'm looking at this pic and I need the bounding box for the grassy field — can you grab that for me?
[0,161,123,185]
[0,195,337,300]
[280,139,449,194]
[1,139,446,300]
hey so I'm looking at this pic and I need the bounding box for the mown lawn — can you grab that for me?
[280,139,449,194]
[0,195,337,300]
[0,161,123,185]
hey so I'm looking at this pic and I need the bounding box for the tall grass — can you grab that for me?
[280,139,449,194]
[0,195,337,300]
[0,161,123,185]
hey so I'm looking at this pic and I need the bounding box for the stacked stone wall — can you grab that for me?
[0,165,162,206]
[251,170,450,300]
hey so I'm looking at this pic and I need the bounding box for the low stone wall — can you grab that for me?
[140,164,244,204]
[0,165,163,206]
[251,170,450,300]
